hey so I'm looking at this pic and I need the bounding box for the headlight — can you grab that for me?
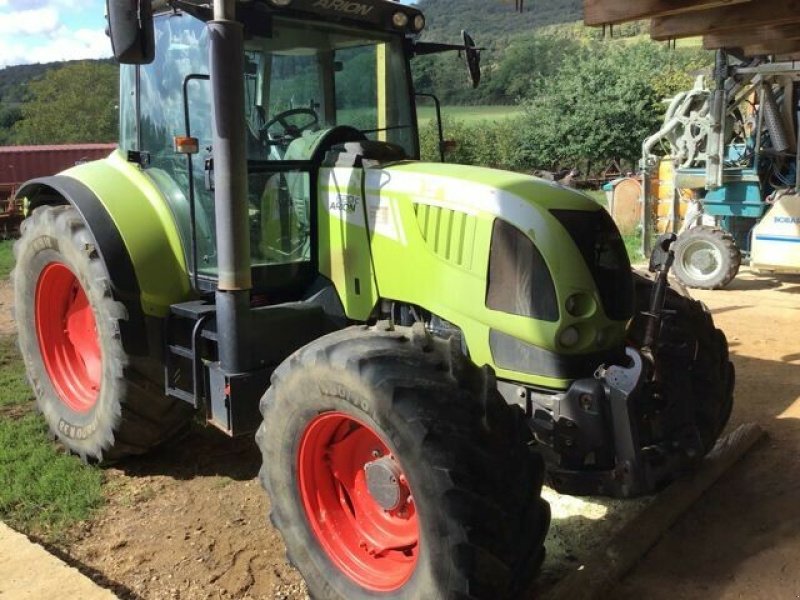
[392,11,409,28]
[565,293,595,317]
[559,326,580,348]
[413,15,425,31]
[268,0,293,6]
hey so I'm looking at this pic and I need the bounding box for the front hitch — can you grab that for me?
[641,233,677,355]
[526,235,712,498]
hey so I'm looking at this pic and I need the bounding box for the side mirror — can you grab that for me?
[106,0,155,65]
[462,31,481,89]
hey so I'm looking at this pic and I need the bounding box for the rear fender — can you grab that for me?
[17,150,192,355]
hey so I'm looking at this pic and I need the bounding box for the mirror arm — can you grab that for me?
[413,42,471,57]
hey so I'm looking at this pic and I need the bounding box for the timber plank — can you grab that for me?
[584,0,751,27]
[652,0,800,40]
[543,423,765,600]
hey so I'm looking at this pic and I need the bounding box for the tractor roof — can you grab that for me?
[156,0,424,37]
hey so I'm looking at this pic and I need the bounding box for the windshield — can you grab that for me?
[244,18,416,161]
[131,12,416,286]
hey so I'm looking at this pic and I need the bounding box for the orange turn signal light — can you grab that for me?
[174,136,199,155]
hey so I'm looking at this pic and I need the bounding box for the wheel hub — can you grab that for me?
[682,239,723,279]
[691,249,716,272]
[364,456,409,512]
[35,262,101,412]
[297,412,419,591]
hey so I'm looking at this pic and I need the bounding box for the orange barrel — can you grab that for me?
[655,158,691,233]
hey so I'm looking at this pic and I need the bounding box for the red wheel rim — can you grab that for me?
[298,412,419,591]
[35,262,101,412]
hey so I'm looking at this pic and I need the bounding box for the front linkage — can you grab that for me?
[527,234,733,498]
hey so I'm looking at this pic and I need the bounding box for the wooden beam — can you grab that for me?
[704,23,800,50]
[544,423,765,600]
[744,39,800,57]
[584,0,752,27]
[652,0,800,40]
[775,52,800,61]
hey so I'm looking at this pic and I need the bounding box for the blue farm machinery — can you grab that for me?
[641,53,800,289]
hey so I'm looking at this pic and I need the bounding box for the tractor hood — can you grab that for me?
[374,161,601,238]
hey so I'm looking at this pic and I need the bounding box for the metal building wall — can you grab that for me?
[0,144,116,187]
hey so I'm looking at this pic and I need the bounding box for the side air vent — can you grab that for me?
[414,203,477,270]
[486,219,559,322]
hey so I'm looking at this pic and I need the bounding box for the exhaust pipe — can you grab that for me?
[209,0,253,373]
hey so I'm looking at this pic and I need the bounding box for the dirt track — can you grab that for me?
[23,267,800,599]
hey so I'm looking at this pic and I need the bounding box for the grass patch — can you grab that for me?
[623,234,644,263]
[0,337,34,411]
[0,239,14,280]
[0,331,104,540]
[417,104,523,125]
[583,189,608,207]
[0,414,103,540]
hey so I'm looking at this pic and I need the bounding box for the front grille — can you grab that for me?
[550,209,633,321]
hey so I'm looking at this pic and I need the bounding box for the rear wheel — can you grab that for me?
[257,324,550,599]
[14,204,191,462]
[672,226,740,289]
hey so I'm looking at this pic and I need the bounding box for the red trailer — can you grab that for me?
[0,143,116,237]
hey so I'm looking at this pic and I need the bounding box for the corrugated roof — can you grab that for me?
[0,144,117,153]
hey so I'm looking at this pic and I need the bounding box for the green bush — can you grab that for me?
[419,115,528,171]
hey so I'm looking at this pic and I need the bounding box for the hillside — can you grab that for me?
[415,0,583,43]
[0,60,115,107]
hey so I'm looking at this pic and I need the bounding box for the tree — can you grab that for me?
[0,105,22,144]
[515,41,704,170]
[12,62,119,145]
[481,33,582,103]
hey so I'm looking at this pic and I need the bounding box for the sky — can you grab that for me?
[0,0,420,68]
[0,0,111,68]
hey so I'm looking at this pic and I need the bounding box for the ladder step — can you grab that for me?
[170,300,216,320]
[168,345,194,359]
[166,386,195,404]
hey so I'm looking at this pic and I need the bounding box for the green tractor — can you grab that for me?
[14,0,734,597]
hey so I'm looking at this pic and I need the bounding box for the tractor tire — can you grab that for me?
[13,204,192,462]
[256,323,550,600]
[630,272,735,452]
[672,226,741,290]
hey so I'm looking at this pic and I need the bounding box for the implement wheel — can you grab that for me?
[257,324,550,599]
[14,205,192,462]
[672,226,740,290]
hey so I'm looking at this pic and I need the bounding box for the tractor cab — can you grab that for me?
[122,0,429,298]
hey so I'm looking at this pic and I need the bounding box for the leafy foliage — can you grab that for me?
[516,41,705,168]
[12,62,119,144]
[417,36,710,174]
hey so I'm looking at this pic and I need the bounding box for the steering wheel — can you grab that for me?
[261,107,319,145]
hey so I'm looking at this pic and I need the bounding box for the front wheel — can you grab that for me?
[257,324,550,599]
[14,204,192,462]
[630,272,734,452]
